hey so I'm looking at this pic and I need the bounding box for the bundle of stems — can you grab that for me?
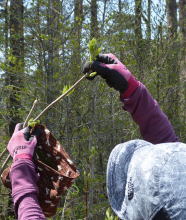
[0,74,87,175]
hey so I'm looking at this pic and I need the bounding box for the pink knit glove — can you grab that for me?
[7,123,37,161]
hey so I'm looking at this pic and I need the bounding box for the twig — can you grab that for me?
[23,99,38,128]
[37,159,63,176]
[61,189,71,220]
[0,148,7,160]
[0,100,39,174]
[34,74,87,121]
[0,154,11,176]
[1,74,87,173]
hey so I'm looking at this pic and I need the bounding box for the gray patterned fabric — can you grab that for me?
[107,139,186,220]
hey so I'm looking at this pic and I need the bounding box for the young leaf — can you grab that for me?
[88,38,102,78]
[88,38,101,62]
[89,72,97,78]
[62,84,75,96]
[28,118,40,128]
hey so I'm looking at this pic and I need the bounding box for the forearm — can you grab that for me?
[121,83,179,144]
[10,159,46,220]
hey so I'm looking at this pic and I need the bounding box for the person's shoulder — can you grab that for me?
[156,142,186,152]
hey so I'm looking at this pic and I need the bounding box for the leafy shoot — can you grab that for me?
[62,84,75,96]
[88,38,102,62]
[28,118,40,128]
[88,38,102,78]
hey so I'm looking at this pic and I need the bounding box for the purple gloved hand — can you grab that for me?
[83,53,140,98]
[7,123,37,161]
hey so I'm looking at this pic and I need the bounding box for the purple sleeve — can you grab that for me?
[10,159,46,220]
[121,83,179,144]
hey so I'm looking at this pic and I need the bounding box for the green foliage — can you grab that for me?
[27,118,40,128]
[61,84,75,96]
[88,38,102,62]
[105,208,119,220]
[0,0,186,219]
[87,38,102,78]
[89,71,97,78]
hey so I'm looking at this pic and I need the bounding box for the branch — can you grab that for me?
[0,74,88,173]
[23,99,38,128]
[0,100,39,174]
[0,154,11,175]
[34,74,87,121]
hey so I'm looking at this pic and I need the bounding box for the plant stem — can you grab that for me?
[0,99,39,173]
[23,99,38,128]
[34,74,87,121]
[0,148,7,160]
[61,190,70,220]
[0,154,11,175]
[0,74,87,173]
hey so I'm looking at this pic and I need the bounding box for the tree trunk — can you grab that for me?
[134,0,142,49]
[118,0,124,58]
[166,0,178,84]
[72,0,83,73]
[179,0,186,47]
[165,0,179,130]
[179,0,186,141]
[46,0,61,129]
[46,0,60,103]
[35,0,44,81]
[147,0,151,40]
[134,0,144,79]
[7,0,24,135]
[88,0,98,217]
[5,0,24,217]
[4,0,8,63]
[90,0,98,38]
[101,0,108,34]
[166,0,177,38]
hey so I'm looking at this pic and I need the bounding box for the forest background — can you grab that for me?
[0,0,186,219]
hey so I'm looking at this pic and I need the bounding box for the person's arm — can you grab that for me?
[83,53,178,144]
[121,83,178,144]
[7,124,46,220]
[10,159,46,220]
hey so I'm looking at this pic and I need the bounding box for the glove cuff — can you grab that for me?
[14,153,32,162]
[120,76,140,99]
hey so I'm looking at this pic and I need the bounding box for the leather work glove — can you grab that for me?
[7,123,37,161]
[83,53,140,98]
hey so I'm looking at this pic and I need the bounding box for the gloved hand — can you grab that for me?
[7,123,37,161]
[83,53,140,98]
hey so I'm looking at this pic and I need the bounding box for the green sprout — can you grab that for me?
[88,38,102,78]
[28,118,40,128]
[62,84,75,96]
[88,38,102,62]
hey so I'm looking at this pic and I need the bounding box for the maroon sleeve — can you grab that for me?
[10,159,46,220]
[121,83,179,144]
